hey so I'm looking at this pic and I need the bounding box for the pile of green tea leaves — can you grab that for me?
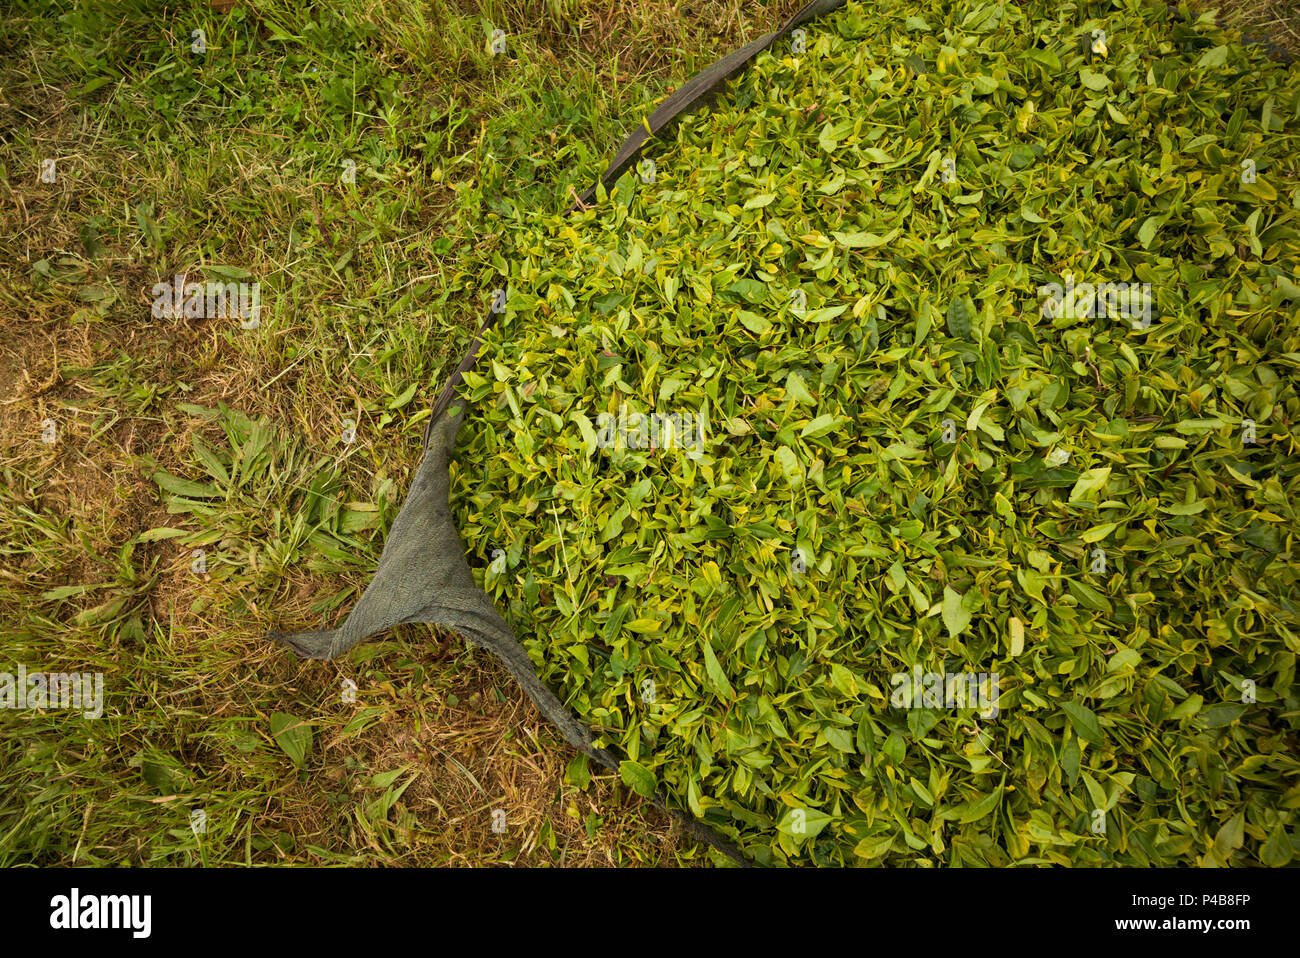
[448,0,1300,865]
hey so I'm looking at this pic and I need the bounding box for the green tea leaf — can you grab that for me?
[1061,702,1105,747]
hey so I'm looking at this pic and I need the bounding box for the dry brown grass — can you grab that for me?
[1199,0,1300,57]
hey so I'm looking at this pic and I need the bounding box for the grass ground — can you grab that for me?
[0,0,1296,867]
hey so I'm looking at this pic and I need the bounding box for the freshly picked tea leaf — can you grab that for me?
[448,0,1300,866]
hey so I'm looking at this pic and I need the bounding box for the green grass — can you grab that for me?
[0,0,1294,867]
